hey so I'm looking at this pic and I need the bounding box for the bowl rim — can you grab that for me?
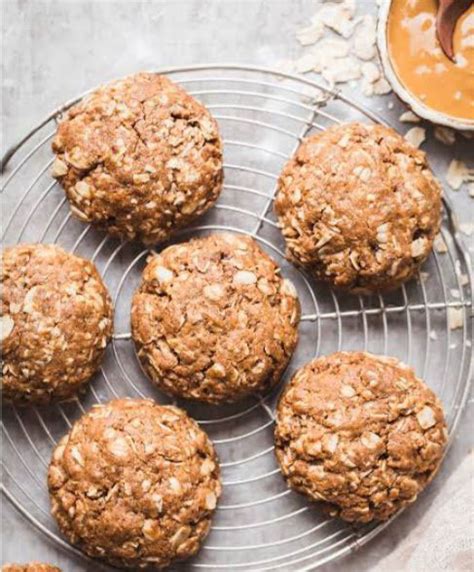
[377,0,474,131]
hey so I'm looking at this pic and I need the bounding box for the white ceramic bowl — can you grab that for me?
[377,0,474,131]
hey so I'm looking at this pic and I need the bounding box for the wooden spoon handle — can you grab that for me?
[436,0,473,61]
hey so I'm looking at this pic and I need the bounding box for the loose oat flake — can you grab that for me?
[445,159,474,190]
[404,126,426,148]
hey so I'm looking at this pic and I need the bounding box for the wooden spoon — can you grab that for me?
[436,0,473,61]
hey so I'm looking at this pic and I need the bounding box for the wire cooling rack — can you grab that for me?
[1,65,473,571]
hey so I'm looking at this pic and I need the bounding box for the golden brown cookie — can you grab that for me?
[52,72,223,245]
[275,122,442,293]
[2,565,61,572]
[275,352,447,523]
[48,398,221,569]
[1,244,113,405]
[131,233,301,404]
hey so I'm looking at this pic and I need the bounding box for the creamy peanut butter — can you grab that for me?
[388,0,474,120]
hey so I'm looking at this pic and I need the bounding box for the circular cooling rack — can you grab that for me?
[1,65,473,571]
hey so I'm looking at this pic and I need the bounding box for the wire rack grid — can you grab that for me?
[1,65,473,571]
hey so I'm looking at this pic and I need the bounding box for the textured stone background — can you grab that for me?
[2,1,473,571]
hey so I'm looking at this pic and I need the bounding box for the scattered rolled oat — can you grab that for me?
[275,123,442,294]
[274,352,448,523]
[371,77,392,95]
[275,59,296,76]
[399,110,421,123]
[454,260,470,286]
[322,57,361,85]
[404,126,426,148]
[434,126,456,146]
[361,61,381,84]
[1,244,113,405]
[131,234,300,403]
[52,72,223,245]
[296,20,325,46]
[448,307,464,330]
[48,399,221,569]
[445,159,474,190]
[287,0,393,98]
[296,52,322,74]
[353,15,377,61]
[317,37,350,59]
[318,0,357,38]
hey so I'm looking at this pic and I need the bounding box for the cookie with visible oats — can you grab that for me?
[2,565,61,572]
[275,352,447,523]
[275,122,442,293]
[131,233,301,404]
[1,244,113,405]
[51,72,223,245]
[48,398,221,569]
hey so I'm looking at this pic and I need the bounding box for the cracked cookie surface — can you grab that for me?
[1,244,113,405]
[2,565,61,572]
[275,122,442,293]
[131,233,301,404]
[48,398,221,569]
[52,72,223,245]
[275,352,447,523]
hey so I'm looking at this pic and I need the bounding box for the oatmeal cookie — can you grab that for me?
[51,72,223,245]
[1,244,113,405]
[2,565,61,572]
[131,233,300,404]
[275,122,442,293]
[275,352,447,523]
[48,399,221,569]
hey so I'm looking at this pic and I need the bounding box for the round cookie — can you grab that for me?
[274,352,447,523]
[131,233,300,404]
[275,122,442,293]
[2,565,61,572]
[48,399,221,569]
[51,72,223,245]
[1,244,113,405]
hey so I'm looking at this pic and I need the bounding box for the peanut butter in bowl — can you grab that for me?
[378,0,474,129]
